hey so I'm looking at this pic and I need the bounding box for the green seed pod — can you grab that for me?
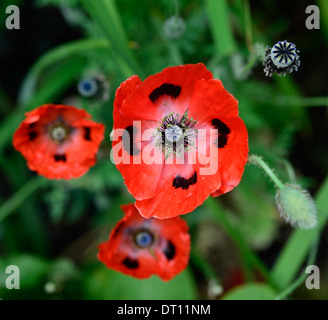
[275,184,317,229]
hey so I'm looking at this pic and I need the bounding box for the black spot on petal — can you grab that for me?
[122,257,139,269]
[122,125,140,156]
[212,119,231,148]
[149,83,181,103]
[164,241,176,261]
[28,131,37,141]
[54,154,67,162]
[28,123,36,129]
[217,135,229,148]
[84,127,92,141]
[173,171,197,190]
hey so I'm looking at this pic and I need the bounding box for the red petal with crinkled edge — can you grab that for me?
[112,75,164,199]
[13,104,105,179]
[120,63,213,121]
[188,79,240,122]
[135,157,221,219]
[97,204,191,281]
[210,117,248,196]
[188,79,248,197]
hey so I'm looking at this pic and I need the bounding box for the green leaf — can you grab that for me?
[79,0,144,78]
[18,39,110,106]
[84,266,197,300]
[205,0,237,57]
[0,177,48,223]
[222,283,277,300]
[0,254,49,290]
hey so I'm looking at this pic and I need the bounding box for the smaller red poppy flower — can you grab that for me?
[13,104,105,179]
[98,204,191,281]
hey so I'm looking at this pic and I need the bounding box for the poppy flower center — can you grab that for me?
[77,78,98,97]
[49,123,70,143]
[134,229,154,248]
[155,111,197,157]
[165,125,183,142]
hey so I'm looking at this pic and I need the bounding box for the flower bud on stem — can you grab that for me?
[248,154,318,229]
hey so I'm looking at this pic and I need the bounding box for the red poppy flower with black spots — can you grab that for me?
[112,63,248,219]
[13,104,105,179]
[98,204,190,281]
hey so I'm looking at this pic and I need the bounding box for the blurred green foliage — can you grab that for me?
[0,0,327,300]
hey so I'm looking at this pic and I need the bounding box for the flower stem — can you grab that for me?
[243,0,254,53]
[274,234,319,300]
[280,159,297,184]
[248,154,285,190]
[190,249,221,285]
[174,0,180,16]
[239,53,258,78]
[271,175,328,290]
[205,197,272,284]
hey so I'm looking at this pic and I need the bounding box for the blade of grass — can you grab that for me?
[79,0,144,77]
[205,0,237,57]
[271,176,328,290]
[274,234,319,300]
[275,76,310,129]
[18,39,110,106]
[205,197,271,284]
[318,0,328,40]
[243,0,254,53]
[0,177,49,223]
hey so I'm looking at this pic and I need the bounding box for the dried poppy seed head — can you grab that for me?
[164,16,186,39]
[263,40,300,77]
[271,41,296,68]
[275,184,317,229]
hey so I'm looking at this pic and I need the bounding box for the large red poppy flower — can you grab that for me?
[13,104,105,179]
[112,63,248,219]
[98,204,190,281]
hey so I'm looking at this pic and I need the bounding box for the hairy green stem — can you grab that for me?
[248,154,285,190]
[271,176,328,290]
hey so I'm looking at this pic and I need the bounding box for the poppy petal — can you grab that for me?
[120,63,213,121]
[188,79,239,123]
[211,116,248,196]
[135,160,221,219]
[113,77,164,199]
